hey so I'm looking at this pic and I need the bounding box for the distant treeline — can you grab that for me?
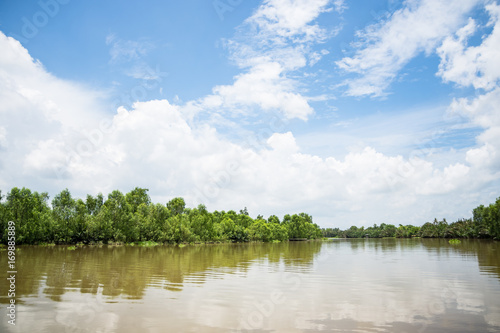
[0,187,322,245]
[322,197,500,240]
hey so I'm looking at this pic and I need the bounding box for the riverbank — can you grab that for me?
[322,196,500,240]
[0,187,323,245]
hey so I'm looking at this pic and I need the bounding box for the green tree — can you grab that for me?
[485,198,500,239]
[147,203,170,242]
[322,228,342,238]
[446,219,474,238]
[270,222,288,241]
[239,207,249,215]
[168,214,194,243]
[344,226,365,238]
[73,199,88,242]
[379,223,396,237]
[248,219,272,242]
[284,213,321,239]
[86,205,113,243]
[51,189,77,243]
[419,222,436,238]
[472,204,490,238]
[85,193,104,216]
[0,190,7,243]
[395,224,420,238]
[125,187,151,213]
[236,212,254,229]
[217,212,249,242]
[268,215,280,224]
[364,224,381,238]
[104,190,134,242]
[189,207,216,242]
[215,216,237,241]
[5,187,51,244]
[167,197,186,216]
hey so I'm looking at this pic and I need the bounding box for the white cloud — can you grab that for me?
[451,87,500,178]
[332,0,346,13]
[0,35,104,130]
[308,49,330,66]
[336,0,481,97]
[106,34,154,64]
[196,0,337,120]
[105,34,162,83]
[0,126,7,149]
[267,131,299,153]
[437,3,500,90]
[0,31,106,188]
[466,143,497,169]
[208,62,313,120]
[417,163,471,195]
[247,0,332,42]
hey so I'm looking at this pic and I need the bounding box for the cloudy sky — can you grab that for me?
[0,0,499,229]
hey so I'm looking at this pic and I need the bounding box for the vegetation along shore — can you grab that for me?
[0,187,498,245]
[322,197,500,240]
[0,187,321,245]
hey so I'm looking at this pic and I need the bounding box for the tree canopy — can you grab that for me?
[0,187,322,245]
[321,197,500,240]
[1,187,498,244]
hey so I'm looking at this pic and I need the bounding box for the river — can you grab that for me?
[1,239,500,332]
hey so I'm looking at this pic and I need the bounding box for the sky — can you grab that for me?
[0,0,499,229]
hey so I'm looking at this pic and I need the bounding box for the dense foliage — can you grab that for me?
[2,187,498,244]
[322,197,500,240]
[0,187,322,245]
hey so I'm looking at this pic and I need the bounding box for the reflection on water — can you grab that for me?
[0,239,499,332]
[0,242,322,301]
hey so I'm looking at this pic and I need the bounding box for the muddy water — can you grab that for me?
[1,239,500,332]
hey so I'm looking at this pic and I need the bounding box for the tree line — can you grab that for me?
[322,197,500,240]
[0,187,322,245]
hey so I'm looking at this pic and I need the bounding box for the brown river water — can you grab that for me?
[1,238,500,332]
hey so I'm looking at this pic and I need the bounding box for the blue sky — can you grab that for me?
[1,0,499,228]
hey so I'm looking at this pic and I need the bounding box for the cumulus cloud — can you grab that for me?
[246,0,332,43]
[437,3,500,90]
[440,4,500,181]
[0,31,106,189]
[450,88,500,179]
[208,62,313,120]
[267,132,299,153]
[0,33,104,129]
[196,0,337,120]
[336,0,481,97]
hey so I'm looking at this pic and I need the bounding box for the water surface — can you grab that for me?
[1,239,500,332]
